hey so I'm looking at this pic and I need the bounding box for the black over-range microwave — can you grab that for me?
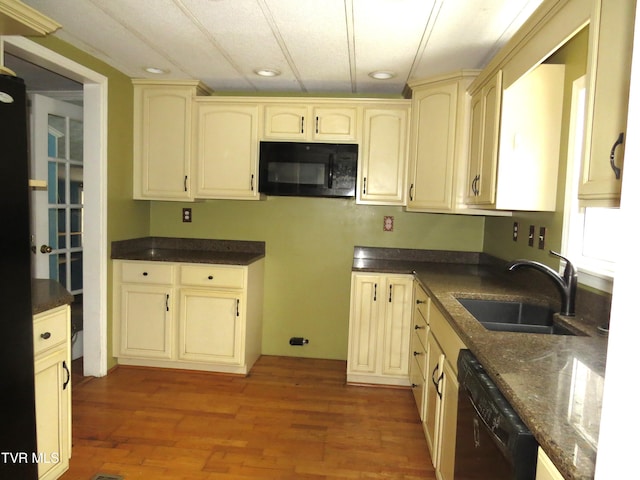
[258,141,358,198]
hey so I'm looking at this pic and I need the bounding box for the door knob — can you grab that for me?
[40,244,53,254]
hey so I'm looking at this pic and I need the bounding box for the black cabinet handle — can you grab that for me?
[315,116,319,134]
[251,173,255,191]
[409,183,414,201]
[142,272,148,276]
[609,132,624,179]
[413,351,421,357]
[207,275,213,280]
[62,361,70,390]
[373,283,377,301]
[416,299,427,305]
[184,175,188,192]
[363,177,367,195]
[40,331,51,340]
[236,299,240,317]
[414,324,424,330]
[301,116,304,134]
[165,294,169,312]
[388,285,393,302]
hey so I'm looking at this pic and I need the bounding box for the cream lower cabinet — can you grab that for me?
[113,259,264,375]
[412,282,466,480]
[347,273,413,386]
[194,100,261,200]
[536,448,565,480]
[33,304,71,480]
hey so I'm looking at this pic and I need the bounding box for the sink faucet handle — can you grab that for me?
[549,250,576,279]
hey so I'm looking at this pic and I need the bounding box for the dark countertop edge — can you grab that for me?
[111,237,266,265]
[32,279,74,315]
[351,248,605,480]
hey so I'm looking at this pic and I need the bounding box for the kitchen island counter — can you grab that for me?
[352,246,608,480]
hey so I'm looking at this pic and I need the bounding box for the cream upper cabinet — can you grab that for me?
[33,305,71,480]
[579,0,636,204]
[407,72,477,212]
[358,103,410,205]
[133,80,211,201]
[466,71,502,206]
[194,100,261,200]
[493,64,565,211]
[347,273,413,386]
[465,64,565,211]
[262,103,358,142]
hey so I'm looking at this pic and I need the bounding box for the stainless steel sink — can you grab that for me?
[456,298,575,335]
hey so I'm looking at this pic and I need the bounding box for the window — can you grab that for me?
[562,75,616,292]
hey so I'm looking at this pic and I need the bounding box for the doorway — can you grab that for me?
[2,36,108,377]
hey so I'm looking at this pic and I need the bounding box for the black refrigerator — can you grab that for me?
[0,73,39,478]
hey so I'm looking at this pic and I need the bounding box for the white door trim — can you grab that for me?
[3,36,108,377]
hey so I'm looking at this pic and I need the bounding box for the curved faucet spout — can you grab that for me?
[506,251,577,316]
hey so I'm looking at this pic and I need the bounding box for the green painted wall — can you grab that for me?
[31,36,149,368]
[150,199,484,359]
[483,27,589,269]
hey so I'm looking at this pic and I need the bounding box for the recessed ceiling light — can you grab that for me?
[144,67,169,74]
[254,68,281,77]
[368,70,396,80]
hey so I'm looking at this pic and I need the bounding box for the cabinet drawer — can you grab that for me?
[411,331,427,380]
[33,306,69,356]
[415,284,429,320]
[121,262,174,284]
[430,303,466,375]
[180,264,245,289]
[414,307,428,347]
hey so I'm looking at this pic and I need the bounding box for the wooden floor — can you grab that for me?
[62,356,435,480]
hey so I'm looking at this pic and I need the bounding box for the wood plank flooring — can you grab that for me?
[62,356,435,480]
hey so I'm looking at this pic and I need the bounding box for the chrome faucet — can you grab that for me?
[506,250,577,316]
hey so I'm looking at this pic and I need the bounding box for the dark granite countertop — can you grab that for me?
[111,237,266,265]
[353,247,608,480]
[32,279,74,315]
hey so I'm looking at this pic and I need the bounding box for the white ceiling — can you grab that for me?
[17,0,543,95]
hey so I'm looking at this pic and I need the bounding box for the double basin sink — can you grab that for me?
[457,297,576,335]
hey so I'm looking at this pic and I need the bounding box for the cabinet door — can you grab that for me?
[467,72,502,205]
[424,331,444,462]
[579,0,635,202]
[195,103,260,199]
[34,348,70,480]
[263,105,308,140]
[381,276,413,377]
[465,92,483,203]
[312,106,358,141]
[408,82,458,210]
[437,360,459,480]
[359,107,408,205]
[476,72,502,205]
[347,274,381,375]
[179,289,242,364]
[120,285,173,359]
[133,86,195,200]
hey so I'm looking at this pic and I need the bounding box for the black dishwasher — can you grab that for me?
[454,350,538,480]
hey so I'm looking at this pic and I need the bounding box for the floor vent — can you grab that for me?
[91,475,124,480]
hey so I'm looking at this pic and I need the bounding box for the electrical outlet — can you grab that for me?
[383,216,394,232]
[538,226,546,249]
[512,222,519,241]
[528,225,535,247]
[182,208,192,223]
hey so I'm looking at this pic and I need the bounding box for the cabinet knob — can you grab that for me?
[414,325,424,330]
[40,331,51,340]
[142,272,148,276]
[416,299,426,305]
[207,275,214,280]
[413,351,421,357]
